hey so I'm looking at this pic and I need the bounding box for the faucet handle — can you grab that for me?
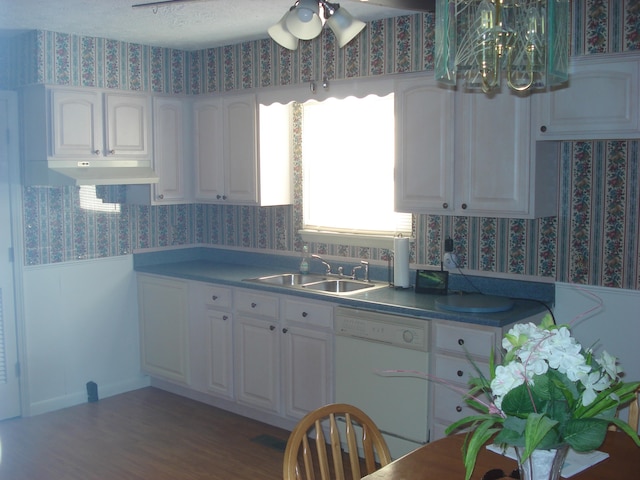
[360,260,370,282]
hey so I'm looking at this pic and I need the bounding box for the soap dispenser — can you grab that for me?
[300,245,309,274]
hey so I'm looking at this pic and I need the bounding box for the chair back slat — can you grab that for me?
[314,419,331,480]
[344,413,362,479]
[328,414,346,480]
[301,435,315,480]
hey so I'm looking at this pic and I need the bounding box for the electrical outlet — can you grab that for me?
[443,252,458,270]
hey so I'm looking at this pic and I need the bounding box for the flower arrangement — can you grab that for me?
[447,313,640,480]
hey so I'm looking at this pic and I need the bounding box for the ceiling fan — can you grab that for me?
[131,0,434,12]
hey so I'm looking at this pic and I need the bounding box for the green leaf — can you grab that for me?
[563,418,608,451]
[460,421,501,480]
[521,413,559,460]
[608,418,640,447]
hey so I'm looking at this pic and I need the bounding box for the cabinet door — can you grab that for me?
[224,94,258,204]
[104,93,151,159]
[283,325,332,419]
[193,99,225,201]
[50,89,103,158]
[534,54,640,140]
[152,97,187,203]
[395,74,454,213]
[234,315,280,413]
[456,90,531,216]
[137,275,189,384]
[205,308,234,398]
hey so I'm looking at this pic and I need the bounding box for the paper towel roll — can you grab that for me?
[393,236,410,288]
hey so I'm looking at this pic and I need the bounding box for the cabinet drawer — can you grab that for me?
[283,298,333,329]
[235,290,279,318]
[202,284,232,309]
[433,384,481,424]
[434,322,496,358]
[434,353,490,384]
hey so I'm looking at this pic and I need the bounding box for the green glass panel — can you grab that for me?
[435,0,457,85]
[547,0,570,86]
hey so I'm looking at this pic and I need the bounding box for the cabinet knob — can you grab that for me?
[211,295,218,301]
[461,203,467,210]
[456,406,463,413]
[222,195,227,200]
[458,338,465,346]
[302,311,308,318]
[442,203,448,209]
[540,125,547,133]
[222,315,228,321]
[216,195,222,200]
[108,149,115,155]
[282,328,288,333]
[269,325,276,331]
[457,370,464,377]
[93,149,101,155]
[157,194,164,200]
[251,302,257,308]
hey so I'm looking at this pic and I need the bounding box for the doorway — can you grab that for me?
[0,91,22,419]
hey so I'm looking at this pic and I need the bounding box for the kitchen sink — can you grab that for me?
[246,273,327,286]
[244,273,387,295]
[301,279,380,294]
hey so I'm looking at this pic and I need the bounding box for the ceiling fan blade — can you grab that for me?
[132,0,208,8]
[347,0,435,12]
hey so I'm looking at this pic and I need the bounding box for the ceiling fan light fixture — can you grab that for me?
[268,0,366,50]
[268,11,300,50]
[325,6,366,48]
[285,0,323,40]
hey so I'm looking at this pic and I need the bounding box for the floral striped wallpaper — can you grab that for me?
[3,1,640,290]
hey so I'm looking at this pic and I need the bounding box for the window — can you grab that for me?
[300,94,411,246]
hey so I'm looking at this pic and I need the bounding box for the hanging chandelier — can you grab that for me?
[268,0,366,50]
[435,0,570,93]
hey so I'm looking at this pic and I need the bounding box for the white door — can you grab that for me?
[0,91,21,420]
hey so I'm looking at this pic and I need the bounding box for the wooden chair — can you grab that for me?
[609,386,639,432]
[283,403,392,480]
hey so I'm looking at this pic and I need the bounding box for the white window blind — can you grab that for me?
[301,94,411,238]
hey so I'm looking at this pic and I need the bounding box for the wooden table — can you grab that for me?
[362,432,639,480]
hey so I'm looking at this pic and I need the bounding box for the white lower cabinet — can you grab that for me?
[235,310,282,413]
[282,296,334,420]
[189,281,234,398]
[137,274,190,385]
[429,320,498,442]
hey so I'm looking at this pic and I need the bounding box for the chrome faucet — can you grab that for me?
[350,260,370,281]
[311,254,332,275]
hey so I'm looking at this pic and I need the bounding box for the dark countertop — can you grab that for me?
[134,254,551,328]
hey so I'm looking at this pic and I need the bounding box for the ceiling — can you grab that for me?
[0,0,428,51]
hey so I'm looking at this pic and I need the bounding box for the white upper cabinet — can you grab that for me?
[395,73,455,213]
[151,96,190,203]
[104,92,151,158]
[23,85,151,162]
[194,93,292,206]
[455,90,558,218]
[395,73,558,219]
[534,53,640,140]
[49,89,103,158]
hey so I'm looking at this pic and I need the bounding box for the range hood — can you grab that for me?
[24,160,159,186]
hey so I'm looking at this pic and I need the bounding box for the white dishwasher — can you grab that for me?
[334,306,430,459]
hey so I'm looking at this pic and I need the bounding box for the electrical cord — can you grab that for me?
[449,255,557,324]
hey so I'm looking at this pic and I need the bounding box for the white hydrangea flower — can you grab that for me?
[580,371,613,406]
[491,361,528,409]
[597,351,621,381]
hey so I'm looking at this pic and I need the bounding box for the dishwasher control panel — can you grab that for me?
[334,307,429,351]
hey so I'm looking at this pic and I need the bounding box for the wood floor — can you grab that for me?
[0,387,292,479]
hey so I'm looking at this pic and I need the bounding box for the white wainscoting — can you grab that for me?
[555,282,640,428]
[22,255,149,416]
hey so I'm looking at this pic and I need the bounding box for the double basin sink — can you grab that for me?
[244,272,387,296]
